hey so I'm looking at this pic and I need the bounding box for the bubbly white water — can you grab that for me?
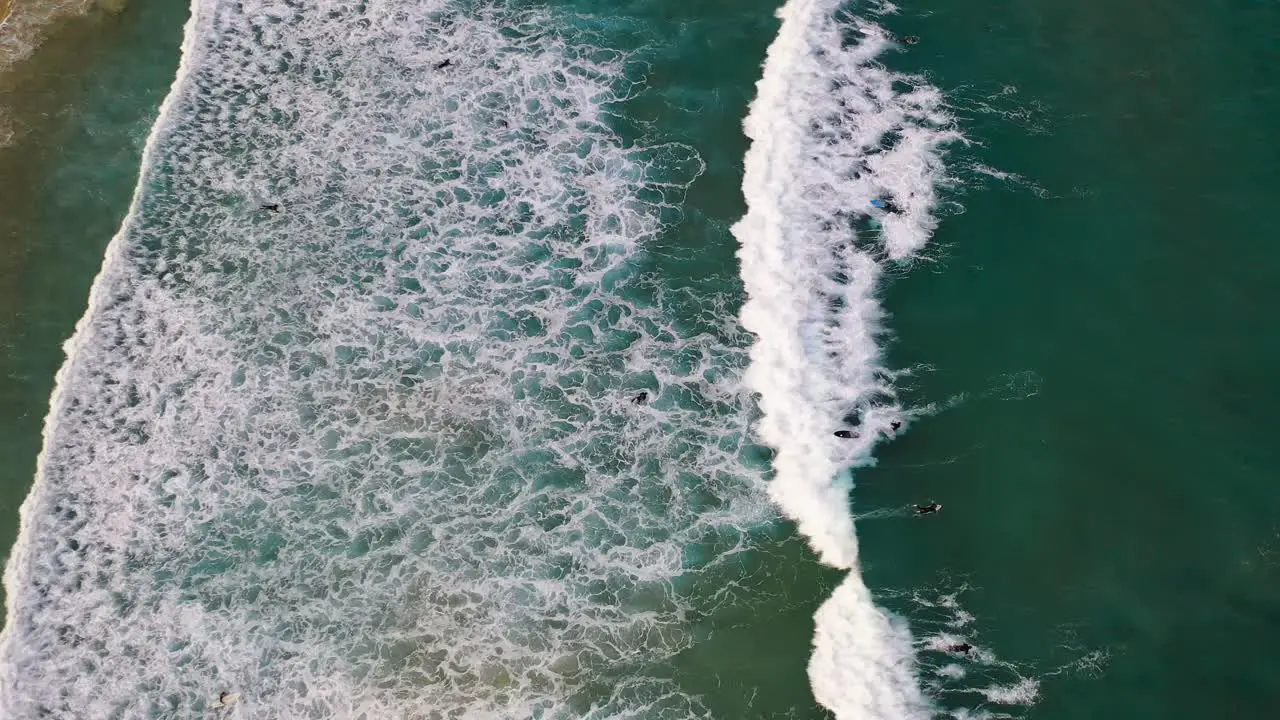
[732,0,963,717]
[0,1,768,717]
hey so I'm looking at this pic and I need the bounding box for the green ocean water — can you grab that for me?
[1,0,1278,718]
[862,1,1280,717]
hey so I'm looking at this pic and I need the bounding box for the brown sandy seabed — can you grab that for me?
[1,0,130,143]
[0,0,133,342]
[2,2,130,71]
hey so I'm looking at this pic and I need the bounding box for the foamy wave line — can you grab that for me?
[0,0,206,664]
[732,0,961,717]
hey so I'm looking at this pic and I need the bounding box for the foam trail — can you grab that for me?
[0,1,765,716]
[732,0,961,716]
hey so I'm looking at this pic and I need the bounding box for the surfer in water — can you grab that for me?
[435,58,454,69]
[945,642,973,655]
[834,429,858,439]
[259,202,281,213]
[630,391,649,405]
[915,502,942,516]
[870,197,901,214]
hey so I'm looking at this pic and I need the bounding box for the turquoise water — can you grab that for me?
[1,0,1279,718]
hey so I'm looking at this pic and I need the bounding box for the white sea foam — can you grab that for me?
[808,574,931,717]
[0,1,767,717]
[732,0,961,716]
[978,677,1040,705]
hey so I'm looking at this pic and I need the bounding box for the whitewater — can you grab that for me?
[732,0,965,717]
[0,1,768,717]
[0,0,1034,717]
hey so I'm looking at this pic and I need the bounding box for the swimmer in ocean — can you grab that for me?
[630,391,649,405]
[875,197,902,214]
[435,58,454,69]
[834,429,858,439]
[915,502,941,515]
[945,642,973,655]
[259,203,281,213]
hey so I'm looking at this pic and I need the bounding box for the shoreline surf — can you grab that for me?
[0,1,770,715]
[0,0,203,665]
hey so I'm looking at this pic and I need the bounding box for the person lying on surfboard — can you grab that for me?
[870,197,902,214]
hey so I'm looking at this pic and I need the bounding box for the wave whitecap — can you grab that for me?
[732,0,962,716]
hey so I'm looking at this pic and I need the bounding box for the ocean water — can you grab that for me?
[2,1,777,716]
[855,1,1280,718]
[2,0,1279,718]
[0,0,193,613]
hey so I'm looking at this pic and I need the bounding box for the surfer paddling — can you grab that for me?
[836,420,901,439]
[915,502,942,516]
[870,197,901,214]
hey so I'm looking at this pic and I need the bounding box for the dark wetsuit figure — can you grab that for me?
[945,642,973,655]
[834,429,859,439]
[631,391,649,405]
[259,203,281,213]
[435,58,454,70]
[915,502,942,515]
